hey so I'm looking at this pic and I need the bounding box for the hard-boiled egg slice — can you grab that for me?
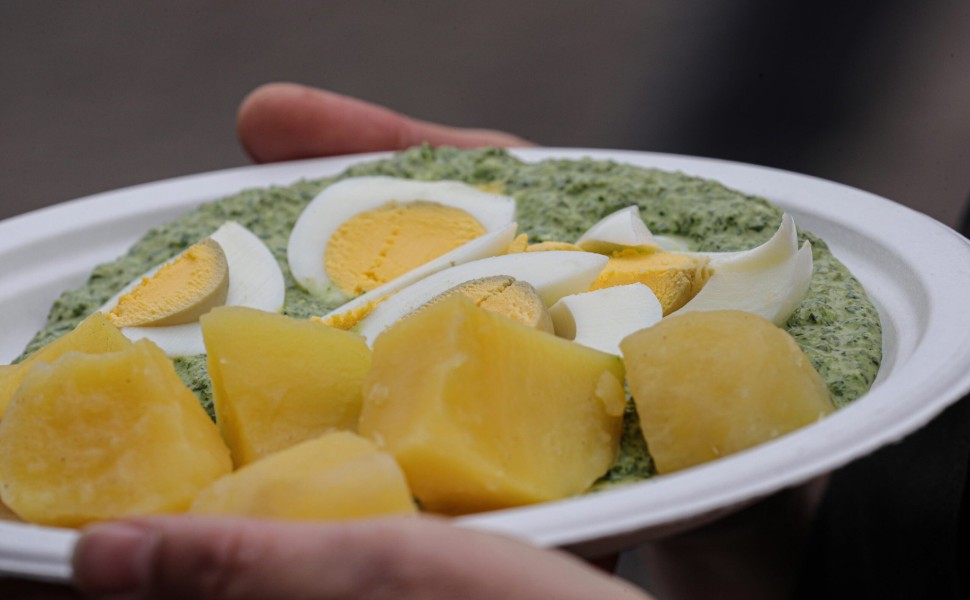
[548,283,663,355]
[106,237,230,328]
[101,221,285,357]
[288,176,517,298]
[673,214,813,325]
[315,223,518,329]
[576,206,660,254]
[339,251,608,346]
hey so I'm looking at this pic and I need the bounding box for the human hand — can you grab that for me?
[236,82,534,163]
[70,515,651,600]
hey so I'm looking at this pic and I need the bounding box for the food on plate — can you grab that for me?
[339,250,607,345]
[0,312,130,420]
[358,294,626,514]
[676,213,814,326]
[0,340,231,527]
[106,237,229,327]
[575,205,661,254]
[548,283,663,355]
[415,275,554,333]
[0,146,883,526]
[191,431,416,520]
[98,221,286,358]
[288,176,517,299]
[621,310,834,473]
[590,250,711,315]
[201,305,372,467]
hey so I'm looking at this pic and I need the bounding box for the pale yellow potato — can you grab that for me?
[621,310,833,474]
[0,340,231,527]
[0,312,131,420]
[201,306,371,467]
[359,294,626,514]
[191,431,416,520]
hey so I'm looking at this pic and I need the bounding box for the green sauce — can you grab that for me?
[21,146,882,486]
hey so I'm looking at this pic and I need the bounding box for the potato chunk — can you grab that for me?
[0,313,131,419]
[620,310,833,474]
[191,431,416,520]
[359,294,626,514]
[0,340,231,527]
[201,306,372,467]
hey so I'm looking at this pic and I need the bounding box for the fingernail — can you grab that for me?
[72,522,155,599]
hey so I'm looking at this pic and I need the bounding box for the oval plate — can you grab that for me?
[3,148,970,580]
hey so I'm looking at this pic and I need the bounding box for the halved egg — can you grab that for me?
[100,221,285,357]
[287,176,517,299]
[331,251,609,346]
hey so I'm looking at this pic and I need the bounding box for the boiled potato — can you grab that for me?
[201,306,371,467]
[620,310,833,473]
[0,340,231,527]
[191,431,416,520]
[0,313,131,419]
[359,294,626,514]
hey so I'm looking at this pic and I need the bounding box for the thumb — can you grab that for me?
[237,82,535,163]
[72,516,650,600]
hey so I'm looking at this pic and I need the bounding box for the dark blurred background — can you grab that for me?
[2,1,969,226]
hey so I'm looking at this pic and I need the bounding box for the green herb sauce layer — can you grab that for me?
[22,146,882,486]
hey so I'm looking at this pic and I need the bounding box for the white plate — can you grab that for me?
[3,148,970,582]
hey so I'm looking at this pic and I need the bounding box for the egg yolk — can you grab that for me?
[525,241,583,252]
[418,275,554,333]
[324,201,486,297]
[107,238,230,327]
[590,250,711,315]
[504,234,530,254]
[315,297,387,330]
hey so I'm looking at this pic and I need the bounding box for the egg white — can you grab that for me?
[341,250,609,346]
[288,176,517,298]
[674,214,814,325]
[576,206,660,253]
[318,223,518,327]
[549,284,663,356]
[100,221,285,357]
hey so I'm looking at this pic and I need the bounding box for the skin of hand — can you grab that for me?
[70,515,652,600]
[236,82,534,163]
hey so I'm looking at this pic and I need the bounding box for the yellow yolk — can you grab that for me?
[324,201,486,297]
[315,297,387,330]
[107,238,230,328]
[475,181,507,195]
[504,234,529,254]
[526,241,583,252]
[590,250,712,315]
[420,275,554,333]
